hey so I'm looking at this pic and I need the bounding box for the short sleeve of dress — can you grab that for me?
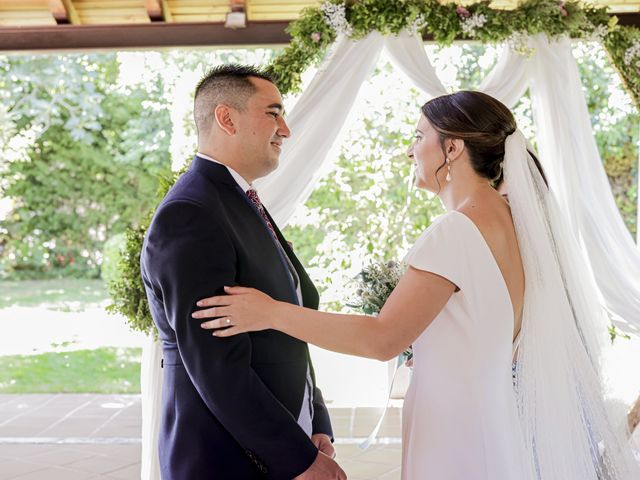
[403,212,472,291]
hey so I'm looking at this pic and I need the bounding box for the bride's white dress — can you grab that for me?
[401,210,530,479]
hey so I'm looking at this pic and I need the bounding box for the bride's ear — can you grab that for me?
[445,138,465,162]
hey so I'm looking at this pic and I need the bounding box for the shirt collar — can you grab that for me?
[196,152,253,193]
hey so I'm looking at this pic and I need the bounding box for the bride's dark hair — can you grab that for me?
[421,90,547,190]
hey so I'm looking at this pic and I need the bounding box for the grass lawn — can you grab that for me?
[1,279,142,393]
[0,278,109,310]
[0,347,141,394]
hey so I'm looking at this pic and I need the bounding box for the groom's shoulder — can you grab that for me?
[143,176,222,235]
[160,169,229,210]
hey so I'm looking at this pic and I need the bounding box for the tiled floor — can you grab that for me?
[2,394,639,479]
[0,394,402,480]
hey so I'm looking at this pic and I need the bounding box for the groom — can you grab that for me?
[140,65,343,479]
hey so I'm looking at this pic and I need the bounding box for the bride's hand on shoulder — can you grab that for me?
[192,286,281,337]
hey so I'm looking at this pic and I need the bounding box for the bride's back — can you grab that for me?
[458,192,524,341]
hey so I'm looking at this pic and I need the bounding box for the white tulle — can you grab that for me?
[505,130,639,479]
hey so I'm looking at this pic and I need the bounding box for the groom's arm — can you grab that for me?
[146,199,318,479]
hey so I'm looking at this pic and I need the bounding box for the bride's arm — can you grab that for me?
[194,267,457,361]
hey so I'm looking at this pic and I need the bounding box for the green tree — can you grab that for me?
[0,54,171,278]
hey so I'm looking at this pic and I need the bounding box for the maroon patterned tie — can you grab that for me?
[246,189,278,242]
[246,188,299,289]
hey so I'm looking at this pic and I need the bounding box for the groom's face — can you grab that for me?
[408,115,446,192]
[236,77,290,179]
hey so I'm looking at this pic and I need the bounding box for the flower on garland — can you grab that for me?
[310,31,322,43]
[624,39,640,68]
[586,25,608,44]
[461,12,487,38]
[506,30,536,56]
[408,14,428,37]
[321,1,353,37]
[456,6,471,19]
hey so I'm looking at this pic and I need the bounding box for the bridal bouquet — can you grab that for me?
[348,260,413,359]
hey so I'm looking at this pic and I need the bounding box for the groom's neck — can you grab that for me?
[197,143,257,184]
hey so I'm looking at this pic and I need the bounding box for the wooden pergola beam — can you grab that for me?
[51,0,80,25]
[161,0,173,22]
[0,22,292,52]
[617,11,640,27]
[48,0,69,24]
[0,12,638,53]
[144,0,164,22]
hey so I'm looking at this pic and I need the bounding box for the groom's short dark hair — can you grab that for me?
[194,64,276,135]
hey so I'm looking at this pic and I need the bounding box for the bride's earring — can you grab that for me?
[445,158,452,182]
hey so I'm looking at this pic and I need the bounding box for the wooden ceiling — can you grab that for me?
[0,0,638,52]
[0,0,320,26]
[0,0,637,27]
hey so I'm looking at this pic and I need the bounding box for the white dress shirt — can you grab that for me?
[196,152,251,191]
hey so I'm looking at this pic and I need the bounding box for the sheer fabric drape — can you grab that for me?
[528,35,640,324]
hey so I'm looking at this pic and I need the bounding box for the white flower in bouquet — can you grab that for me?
[348,260,413,359]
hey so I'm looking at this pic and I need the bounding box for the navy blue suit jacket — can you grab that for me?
[140,156,333,479]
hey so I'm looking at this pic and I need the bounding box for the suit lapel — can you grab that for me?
[189,155,238,186]
[190,155,319,309]
[229,184,302,305]
[263,208,320,310]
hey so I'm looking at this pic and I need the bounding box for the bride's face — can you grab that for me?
[407,115,447,192]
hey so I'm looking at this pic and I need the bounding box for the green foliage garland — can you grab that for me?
[107,165,188,336]
[110,0,639,335]
[267,0,636,104]
[0,54,172,280]
[605,27,640,106]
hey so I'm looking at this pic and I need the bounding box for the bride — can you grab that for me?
[192,91,639,479]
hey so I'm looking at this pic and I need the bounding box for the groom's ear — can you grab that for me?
[214,104,236,136]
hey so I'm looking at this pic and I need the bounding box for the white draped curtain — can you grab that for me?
[141,32,640,479]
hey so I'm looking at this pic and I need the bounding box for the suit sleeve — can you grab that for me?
[145,199,318,479]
